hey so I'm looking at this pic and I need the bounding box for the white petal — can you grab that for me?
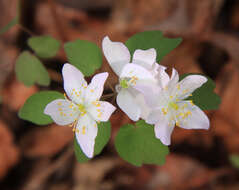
[85,72,108,103]
[102,36,130,76]
[168,68,179,87]
[87,101,116,122]
[75,114,98,158]
[167,68,179,95]
[120,63,156,83]
[116,89,141,121]
[62,63,87,104]
[133,82,161,108]
[135,93,152,120]
[146,106,175,145]
[154,120,175,146]
[176,101,210,130]
[177,75,207,100]
[151,63,161,77]
[44,99,79,125]
[146,108,162,125]
[157,66,170,88]
[132,48,156,69]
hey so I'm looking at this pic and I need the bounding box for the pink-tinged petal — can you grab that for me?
[75,114,98,158]
[102,36,130,76]
[87,101,116,122]
[44,99,79,126]
[62,63,87,104]
[176,101,210,130]
[116,89,141,121]
[132,48,156,68]
[120,63,156,83]
[177,75,207,100]
[154,120,175,146]
[85,72,108,103]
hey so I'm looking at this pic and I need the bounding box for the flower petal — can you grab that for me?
[87,101,116,122]
[166,68,179,95]
[44,99,79,125]
[102,36,130,76]
[132,48,156,69]
[75,114,98,158]
[85,72,108,103]
[168,68,179,87]
[146,107,175,145]
[177,75,207,100]
[146,108,162,125]
[135,93,152,120]
[133,82,162,108]
[176,101,210,130]
[62,63,87,104]
[157,66,170,88]
[116,89,141,121]
[154,120,175,146]
[120,63,156,83]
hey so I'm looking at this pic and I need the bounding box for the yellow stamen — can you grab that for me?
[162,108,168,115]
[189,100,194,106]
[82,126,86,134]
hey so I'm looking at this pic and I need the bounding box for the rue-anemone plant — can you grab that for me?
[16,31,221,166]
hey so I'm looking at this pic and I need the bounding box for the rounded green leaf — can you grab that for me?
[28,35,61,58]
[74,121,111,162]
[180,74,221,110]
[19,91,64,125]
[125,30,182,62]
[64,39,102,76]
[115,120,169,166]
[15,51,50,86]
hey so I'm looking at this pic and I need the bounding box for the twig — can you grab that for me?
[17,24,36,36]
[101,93,115,100]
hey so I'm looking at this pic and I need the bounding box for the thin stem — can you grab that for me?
[101,93,115,100]
[17,24,35,36]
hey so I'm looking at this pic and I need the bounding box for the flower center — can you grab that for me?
[120,79,129,89]
[78,104,86,114]
[168,101,179,110]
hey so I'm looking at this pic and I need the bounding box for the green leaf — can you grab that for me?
[28,35,61,58]
[15,51,50,86]
[125,30,182,62]
[115,120,169,166]
[230,154,239,169]
[74,121,111,162]
[19,91,64,125]
[64,39,102,76]
[180,74,221,110]
[0,17,18,35]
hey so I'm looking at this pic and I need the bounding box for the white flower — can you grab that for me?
[145,68,210,145]
[102,36,162,121]
[44,64,116,158]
